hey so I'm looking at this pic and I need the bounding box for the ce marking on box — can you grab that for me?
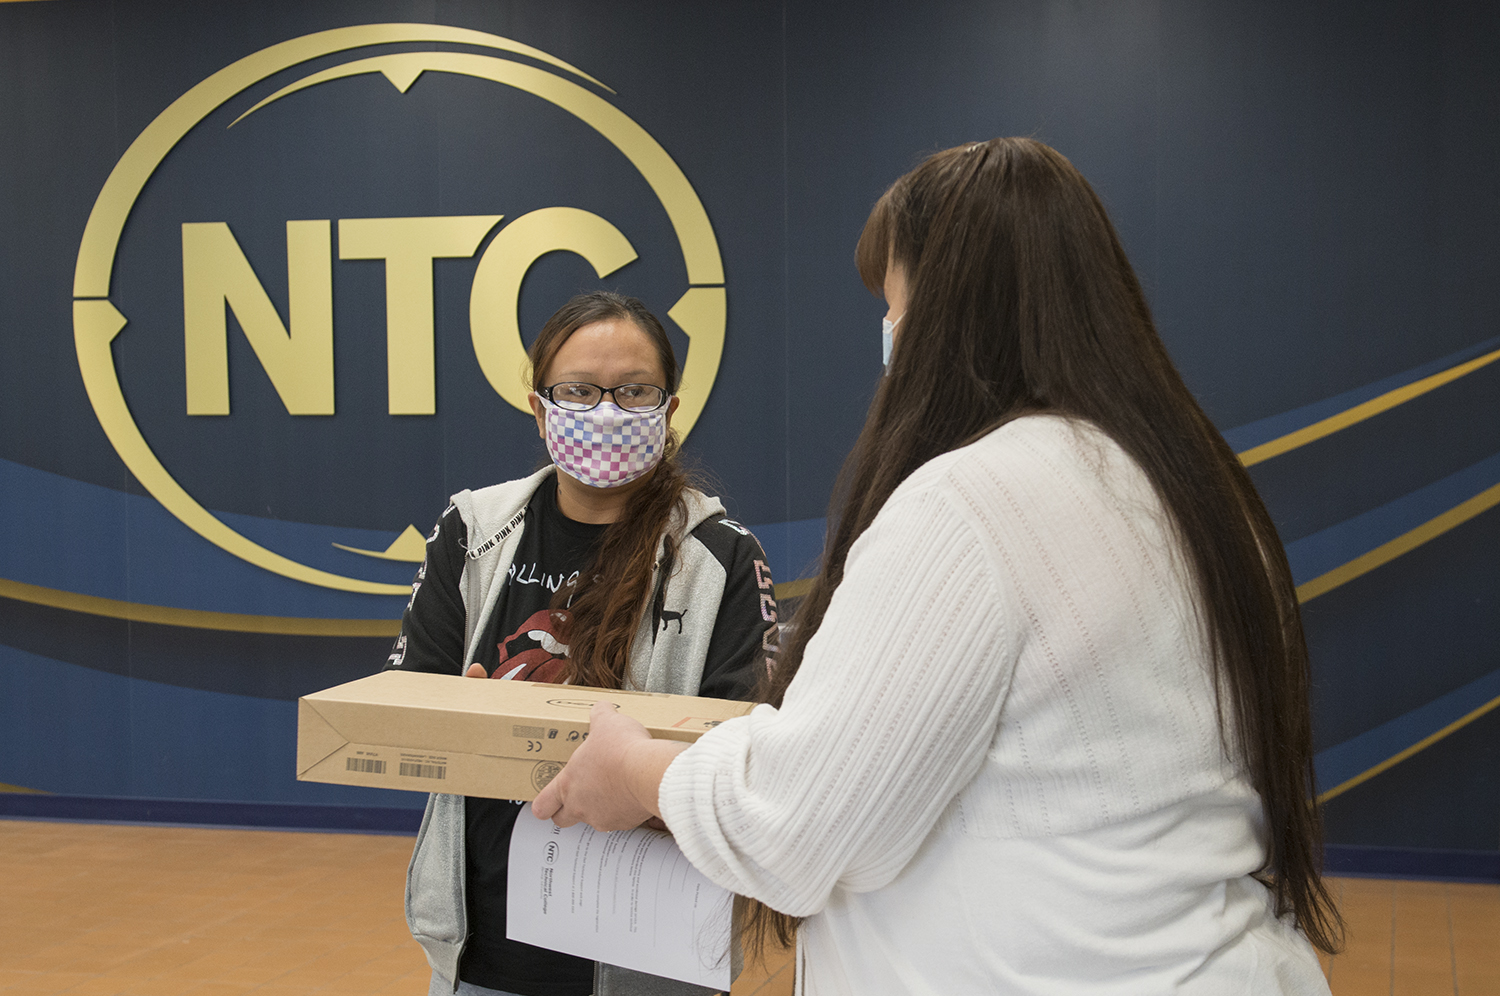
[524,740,545,753]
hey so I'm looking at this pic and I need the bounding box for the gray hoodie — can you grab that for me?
[404,467,753,996]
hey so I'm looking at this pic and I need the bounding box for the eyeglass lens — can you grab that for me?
[549,383,666,412]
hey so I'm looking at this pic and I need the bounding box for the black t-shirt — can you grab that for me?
[386,475,774,996]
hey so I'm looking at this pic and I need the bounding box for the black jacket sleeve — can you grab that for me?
[686,516,779,702]
[384,505,469,676]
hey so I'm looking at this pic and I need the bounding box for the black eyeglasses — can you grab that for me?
[540,383,670,412]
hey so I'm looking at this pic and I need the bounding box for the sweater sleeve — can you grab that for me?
[657,477,1017,916]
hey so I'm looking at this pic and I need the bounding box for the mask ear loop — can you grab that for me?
[882,314,903,372]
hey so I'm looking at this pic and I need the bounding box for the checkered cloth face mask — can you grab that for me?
[542,398,669,488]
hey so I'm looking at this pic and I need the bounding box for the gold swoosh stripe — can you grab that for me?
[1316,691,1500,804]
[4,477,1493,630]
[1239,346,1500,467]
[773,578,813,600]
[0,573,815,635]
[0,577,400,637]
[1295,481,1500,603]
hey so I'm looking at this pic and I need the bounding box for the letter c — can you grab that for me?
[468,207,638,413]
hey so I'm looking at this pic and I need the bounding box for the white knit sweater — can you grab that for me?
[659,416,1328,995]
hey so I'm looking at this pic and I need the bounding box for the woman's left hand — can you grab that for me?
[533,700,681,831]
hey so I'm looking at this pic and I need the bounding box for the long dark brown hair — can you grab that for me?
[747,138,1342,956]
[527,291,691,691]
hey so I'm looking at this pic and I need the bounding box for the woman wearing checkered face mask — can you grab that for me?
[388,291,779,996]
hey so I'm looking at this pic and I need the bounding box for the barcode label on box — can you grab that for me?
[512,725,546,739]
[346,757,386,774]
[400,762,447,780]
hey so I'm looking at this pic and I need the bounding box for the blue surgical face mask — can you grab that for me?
[881,315,903,372]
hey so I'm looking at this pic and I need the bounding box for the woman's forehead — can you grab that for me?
[546,318,664,382]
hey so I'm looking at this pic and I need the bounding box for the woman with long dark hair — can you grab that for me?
[536,140,1342,993]
[388,291,776,996]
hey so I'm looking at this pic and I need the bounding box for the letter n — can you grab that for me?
[182,220,334,414]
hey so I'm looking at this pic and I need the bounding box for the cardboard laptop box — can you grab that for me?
[297,670,753,800]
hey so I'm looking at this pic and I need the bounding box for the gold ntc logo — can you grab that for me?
[71,25,724,596]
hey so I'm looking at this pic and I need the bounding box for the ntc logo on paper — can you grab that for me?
[72,24,725,595]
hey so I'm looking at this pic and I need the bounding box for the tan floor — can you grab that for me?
[0,819,791,996]
[1319,875,1500,995]
[2,819,1496,995]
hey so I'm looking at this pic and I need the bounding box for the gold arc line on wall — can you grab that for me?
[1294,480,1500,603]
[70,25,724,594]
[74,24,620,298]
[228,51,720,283]
[4,571,1487,808]
[774,577,814,600]
[73,300,409,595]
[1316,692,1500,804]
[0,573,816,633]
[0,577,401,637]
[1238,346,1500,467]
[331,525,427,562]
[742,346,1500,607]
[229,48,614,118]
[7,470,1495,631]
[0,576,811,635]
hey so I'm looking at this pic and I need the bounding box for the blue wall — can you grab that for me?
[1,0,1496,857]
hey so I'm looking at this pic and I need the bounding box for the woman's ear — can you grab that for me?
[665,394,680,426]
[528,392,547,439]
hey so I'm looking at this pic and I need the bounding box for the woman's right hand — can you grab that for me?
[533,701,686,831]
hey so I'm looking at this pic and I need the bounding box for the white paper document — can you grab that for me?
[508,804,733,990]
